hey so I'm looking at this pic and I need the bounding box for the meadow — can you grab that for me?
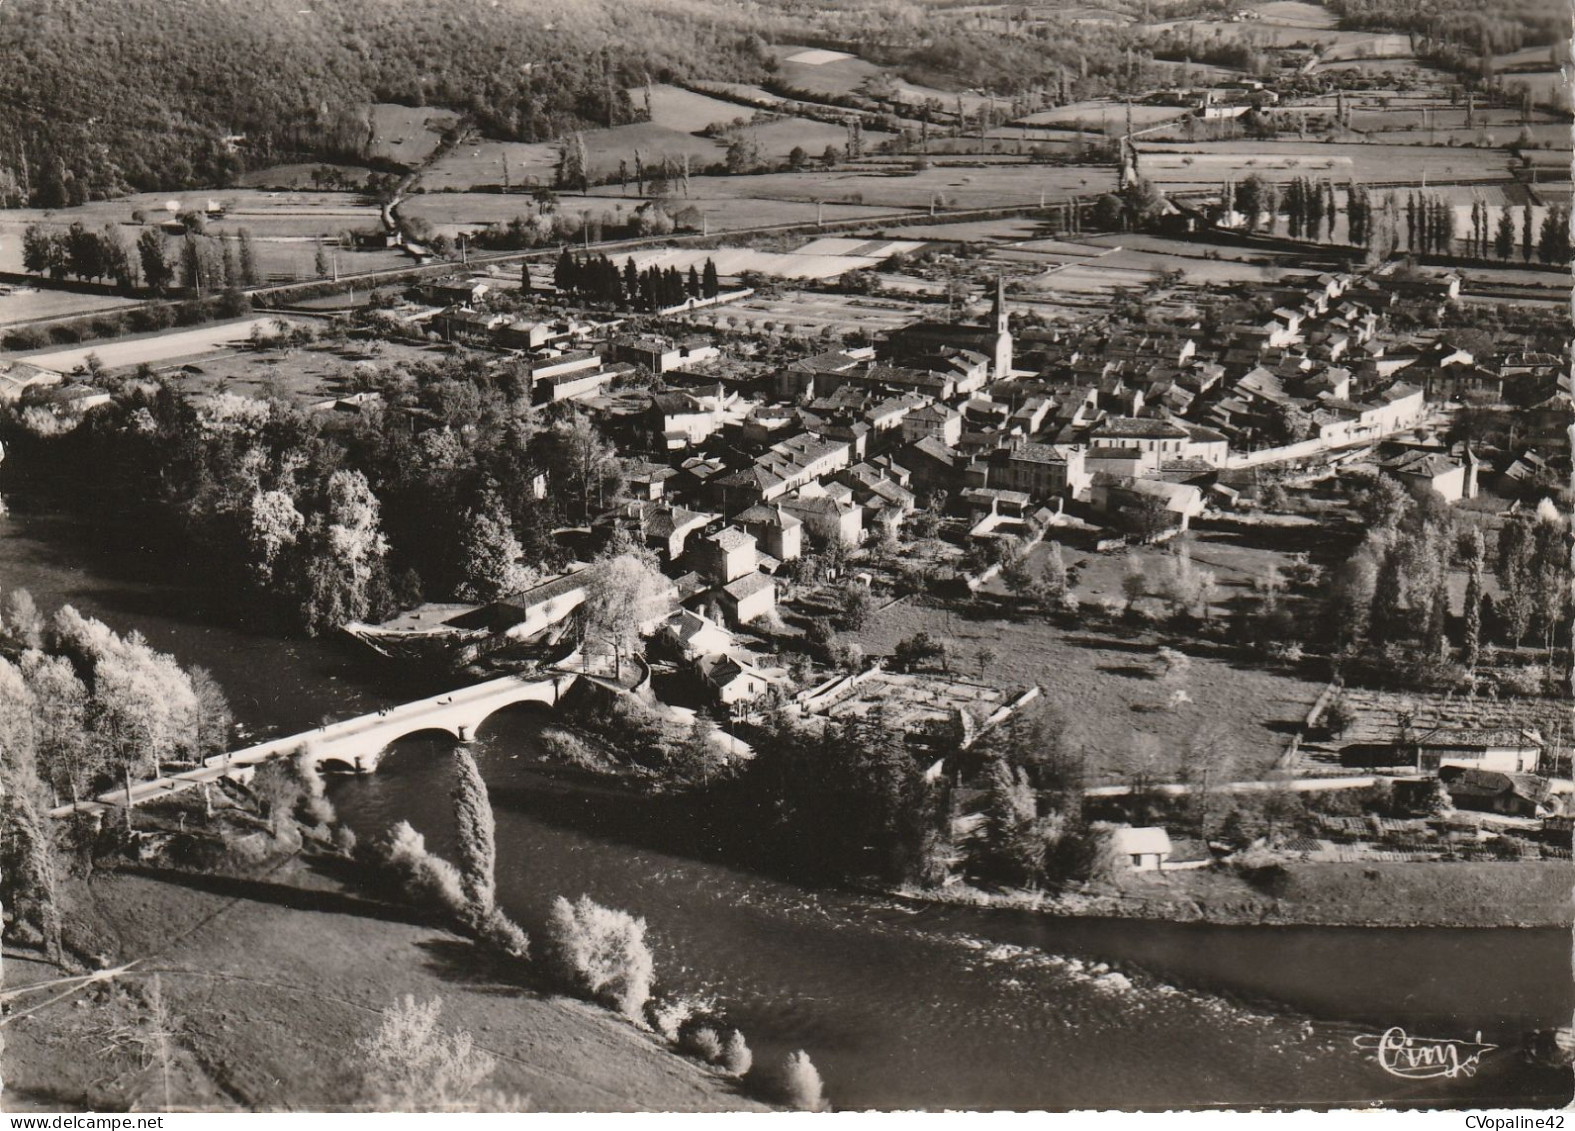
[843,595,1322,781]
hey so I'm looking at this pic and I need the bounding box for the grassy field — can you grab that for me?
[1134,139,1516,189]
[155,336,451,403]
[1244,0,1336,27]
[1,868,763,1112]
[0,191,394,274]
[1116,860,1573,927]
[367,103,461,166]
[399,188,917,238]
[843,596,1322,781]
[643,84,752,133]
[1021,101,1190,130]
[622,164,1113,211]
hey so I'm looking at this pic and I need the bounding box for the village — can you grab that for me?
[3,200,1569,897]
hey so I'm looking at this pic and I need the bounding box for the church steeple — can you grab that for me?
[990,275,1012,380]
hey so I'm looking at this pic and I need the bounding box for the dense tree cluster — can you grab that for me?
[553,252,720,311]
[1326,475,1571,688]
[21,223,263,295]
[0,594,232,956]
[0,353,628,635]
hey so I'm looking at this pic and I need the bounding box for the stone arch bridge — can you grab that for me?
[51,672,578,817]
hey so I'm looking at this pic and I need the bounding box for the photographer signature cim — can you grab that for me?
[1352,1027,1498,1079]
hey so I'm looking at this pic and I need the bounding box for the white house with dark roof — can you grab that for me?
[718,570,776,626]
[735,503,803,562]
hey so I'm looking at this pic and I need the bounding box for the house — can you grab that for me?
[421,278,491,307]
[624,460,678,501]
[1110,826,1173,871]
[1089,475,1204,533]
[718,570,776,626]
[782,491,863,546]
[900,403,964,447]
[33,384,112,415]
[647,392,719,450]
[661,608,735,660]
[982,442,1089,498]
[616,335,721,374]
[534,362,619,403]
[1382,449,1478,502]
[735,503,804,562]
[901,436,965,494]
[1340,727,1544,773]
[694,526,758,585]
[777,348,873,400]
[0,360,62,401]
[1416,728,1543,774]
[697,652,774,706]
[1090,417,1194,459]
[1442,768,1556,818]
[640,503,715,561]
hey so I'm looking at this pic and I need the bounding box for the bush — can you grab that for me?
[375,820,468,919]
[721,1029,753,1077]
[647,994,702,1042]
[477,907,531,960]
[542,894,655,1021]
[357,994,521,1111]
[771,1050,828,1111]
[681,1025,724,1063]
[331,823,358,856]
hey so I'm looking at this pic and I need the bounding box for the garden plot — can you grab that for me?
[812,668,1007,732]
[682,291,927,337]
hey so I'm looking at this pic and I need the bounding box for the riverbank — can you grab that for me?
[896,860,1575,929]
[2,861,766,1113]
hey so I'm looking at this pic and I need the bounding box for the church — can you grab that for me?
[881,276,1014,383]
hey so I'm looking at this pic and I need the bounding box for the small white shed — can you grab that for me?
[1111,826,1173,872]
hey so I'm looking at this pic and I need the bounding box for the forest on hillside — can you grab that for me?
[1,0,1566,207]
[0,0,779,205]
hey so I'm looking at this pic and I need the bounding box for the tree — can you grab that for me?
[1460,527,1485,668]
[138,229,174,293]
[701,258,719,298]
[20,651,98,805]
[975,645,999,680]
[1494,208,1515,259]
[542,894,655,1019]
[1537,204,1569,265]
[249,760,304,837]
[1521,204,1533,262]
[1496,514,1537,647]
[237,228,259,286]
[451,747,496,917]
[1119,177,1166,231]
[0,659,63,961]
[580,550,673,678]
[357,996,510,1112]
[298,469,390,636]
[1236,173,1266,230]
[99,225,136,288]
[314,238,330,278]
[22,225,67,278]
[455,501,532,602]
[838,584,875,632]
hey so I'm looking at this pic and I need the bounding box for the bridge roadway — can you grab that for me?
[48,671,577,819]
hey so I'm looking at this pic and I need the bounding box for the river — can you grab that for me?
[0,504,1568,1111]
